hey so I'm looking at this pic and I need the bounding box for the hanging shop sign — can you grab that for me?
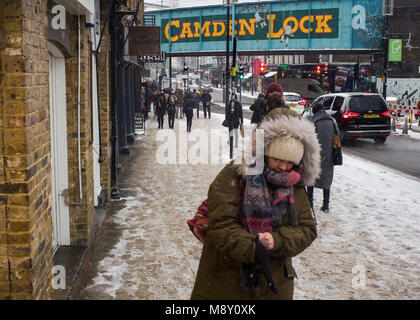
[46,0,72,56]
[388,38,402,62]
[127,26,161,56]
[137,52,166,63]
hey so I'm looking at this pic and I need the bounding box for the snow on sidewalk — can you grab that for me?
[78,114,419,300]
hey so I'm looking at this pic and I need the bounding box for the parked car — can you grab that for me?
[199,80,213,93]
[283,92,307,115]
[302,92,391,144]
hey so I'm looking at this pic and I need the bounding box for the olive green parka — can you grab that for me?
[191,109,321,300]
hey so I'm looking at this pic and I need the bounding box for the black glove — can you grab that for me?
[254,236,287,295]
[240,262,262,296]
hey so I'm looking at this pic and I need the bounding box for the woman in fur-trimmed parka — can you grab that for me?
[190,108,321,300]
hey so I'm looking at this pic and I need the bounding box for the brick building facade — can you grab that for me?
[0,0,117,299]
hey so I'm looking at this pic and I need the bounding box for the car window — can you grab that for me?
[322,96,335,109]
[311,96,323,107]
[308,83,325,93]
[348,95,388,113]
[332,96,344,111]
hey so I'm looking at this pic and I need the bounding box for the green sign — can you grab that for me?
[388,39,402,62]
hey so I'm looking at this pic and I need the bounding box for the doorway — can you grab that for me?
[48,42,70,250]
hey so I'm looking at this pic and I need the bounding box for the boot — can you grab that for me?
[321,189,330,212]
[306,187,314,209]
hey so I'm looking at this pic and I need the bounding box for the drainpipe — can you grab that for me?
[78,15,83,200]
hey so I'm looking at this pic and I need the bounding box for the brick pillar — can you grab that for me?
[97,0,111,205]
[0,0,53,299]
[65,15,95,246]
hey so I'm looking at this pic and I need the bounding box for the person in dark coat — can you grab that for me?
[175,89,184,119]
[223,94,243,148]
[155,90,168,129]
[306,103,336,212]
[265,83,287,113]
[192,89,201,118]
[183,91,195,132]
[167,93,177,129]
[191,108,321,300]
[250,93,266,124]
[250,83,286,124]
[200,89,212,119]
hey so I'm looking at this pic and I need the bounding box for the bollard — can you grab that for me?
[391,115,396,132]
[402,117,409,135]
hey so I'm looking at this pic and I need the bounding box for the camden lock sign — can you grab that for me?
[127,26,161,56]
[162,8,339,43]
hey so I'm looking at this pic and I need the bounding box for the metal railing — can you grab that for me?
[143,15,155,26]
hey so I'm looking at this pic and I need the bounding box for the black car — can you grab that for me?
[302,93,391,144]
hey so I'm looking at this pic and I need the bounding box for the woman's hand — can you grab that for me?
[258,232,274,250]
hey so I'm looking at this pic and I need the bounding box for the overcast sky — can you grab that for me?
[145,0,267,8]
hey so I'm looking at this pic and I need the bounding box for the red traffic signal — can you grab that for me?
[260,62,265,72]
[316,65,321,74]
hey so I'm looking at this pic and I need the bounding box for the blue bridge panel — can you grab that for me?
[147,0,384,54]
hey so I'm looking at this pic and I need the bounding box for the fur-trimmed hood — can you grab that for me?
[234,109,321,186]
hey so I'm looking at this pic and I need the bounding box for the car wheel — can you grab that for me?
[374,137,387,144]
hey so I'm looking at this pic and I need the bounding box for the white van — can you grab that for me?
[276,78,326,102]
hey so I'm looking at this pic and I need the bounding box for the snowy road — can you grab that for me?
[70,113,420,300]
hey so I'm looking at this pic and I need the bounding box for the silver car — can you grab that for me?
[283,92,307,115]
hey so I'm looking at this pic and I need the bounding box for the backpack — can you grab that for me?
[187,179,246,243]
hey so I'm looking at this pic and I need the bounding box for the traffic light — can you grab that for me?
[238,66,244,80]
[260,62,265,72]
[316,65,321,74]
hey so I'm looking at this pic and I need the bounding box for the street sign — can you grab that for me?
[388,38,402,62]
[254,59,261,76]
[135,113,145,135]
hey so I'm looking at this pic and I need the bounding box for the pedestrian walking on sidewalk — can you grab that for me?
[223,94,243,148]
[265,83,287,114]
[167,93,177,129]
[191,108,321,300]
[306,103,336,213]
[201,89,212,119]
[184,91,195,132]
[193,89,200,118]
[151,88,159,120]
[156,89,168,129]
[250,93,266,124]
[175,88,184,119]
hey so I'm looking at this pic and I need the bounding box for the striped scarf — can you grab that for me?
[242,166,301,234]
